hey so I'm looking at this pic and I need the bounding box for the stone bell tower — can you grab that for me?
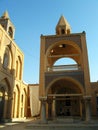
[39,15,91,122]
[0,11,15,39]
[56,15,71,35]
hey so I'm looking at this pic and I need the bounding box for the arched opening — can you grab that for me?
[53,57,79,71]
[16,85,20,118]
[3,53,9,69]
[16,60,18,78]
[18,56,22,80]
[61,29,65,34]
[3,46,13,72]
[46,40,82,72]
[0,78,11,120]
[23,88,27,117]
[54,57,76,65]
[8,27,13,38]
[46,78,84,119]
[13,85,20,118]
[67,29,70,34]
[16,56,22,80]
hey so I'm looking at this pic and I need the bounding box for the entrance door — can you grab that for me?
[56,96,72,116]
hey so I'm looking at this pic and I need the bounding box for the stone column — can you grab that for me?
[52,98,56,119]
[81,98,85,120]
[47,98,52,120]
[40,96,47,123]
[84,96,91,122]
[7,95,13,121]
[80,98,82,117]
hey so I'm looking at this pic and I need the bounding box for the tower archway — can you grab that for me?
[45,40,82,73]
[0,78,11,121]
[46,77,84,119]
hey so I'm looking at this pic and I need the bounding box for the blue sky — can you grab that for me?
[0,0,98,83]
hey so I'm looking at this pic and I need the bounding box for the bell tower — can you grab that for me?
[39,16,91,122]
[56,15,71,35]
[0,11,15,39]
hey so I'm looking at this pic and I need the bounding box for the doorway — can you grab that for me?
[56,96,72,116]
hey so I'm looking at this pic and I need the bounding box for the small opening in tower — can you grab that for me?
[59,44,66,48]
[61,29,65,34]
[8,26,13,38]
[67,29,70,34]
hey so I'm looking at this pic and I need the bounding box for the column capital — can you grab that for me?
[83,95,91,101]
[39,96,47,102]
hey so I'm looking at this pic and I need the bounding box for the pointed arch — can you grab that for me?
[3,46,13,71]
[16,56,22,80]
[18,56,22,80]
[20,88,27,118]
[0,78,11,119]
[8,26,13,38]
[13,84,20,118]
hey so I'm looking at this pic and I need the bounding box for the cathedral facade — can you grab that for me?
[0,12,30,122]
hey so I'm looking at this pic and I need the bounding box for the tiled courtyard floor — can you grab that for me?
[0,119,98,130]
[0,118,33,130]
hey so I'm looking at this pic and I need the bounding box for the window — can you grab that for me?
[61,29,65,34]
[3,53,9,69]
[8,27,13,38]
[67,29,70,34]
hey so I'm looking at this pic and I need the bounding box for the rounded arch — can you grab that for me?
[46,76,84,95]
[46,40,82,66]
[46,40,81,55]
[54,57,77,65]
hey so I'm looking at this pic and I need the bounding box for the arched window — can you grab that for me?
[16,56,22,80]
[8,27,13,38]
[54,57,76,66]
[3,46,12,70]
[61,29,65,34]
[52,58,78,71]
[18,56,22,80]
[16,60,18,78]
[3,53,9,69]
[67,29,70,34]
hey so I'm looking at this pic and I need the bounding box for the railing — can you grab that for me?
[47,64,81,72]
